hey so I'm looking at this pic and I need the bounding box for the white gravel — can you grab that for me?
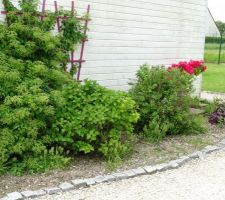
[37,150,225,200]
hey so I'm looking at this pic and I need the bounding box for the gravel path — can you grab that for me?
[36,149,225,200]
[201,91,225,102]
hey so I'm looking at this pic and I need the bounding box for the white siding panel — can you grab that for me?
[0,0,208,90]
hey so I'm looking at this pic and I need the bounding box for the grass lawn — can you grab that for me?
[202,63,225,93]
[204,43,225,63]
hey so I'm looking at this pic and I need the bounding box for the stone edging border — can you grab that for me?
[202,91,225,96]
[2,139,225,200]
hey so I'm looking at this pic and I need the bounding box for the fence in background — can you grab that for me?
[205,36,225,64]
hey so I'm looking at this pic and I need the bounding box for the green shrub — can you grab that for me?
[0,0,139,174]
[0,53,72,175]
[129,65,206,142]
[0,0,84,175]
[49,80,139,163]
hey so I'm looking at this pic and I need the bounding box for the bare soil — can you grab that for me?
[0,125,225,197]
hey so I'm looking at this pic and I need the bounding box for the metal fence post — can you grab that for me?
[218,34,223,64]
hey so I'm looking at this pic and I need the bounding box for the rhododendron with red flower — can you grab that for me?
[168,60,207,76]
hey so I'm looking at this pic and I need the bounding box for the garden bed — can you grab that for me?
[0,1,223,198]
[1,124,224,197]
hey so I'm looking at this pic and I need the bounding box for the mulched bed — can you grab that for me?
[0,125,225,197]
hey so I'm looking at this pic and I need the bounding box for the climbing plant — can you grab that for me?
[2,0,85,73]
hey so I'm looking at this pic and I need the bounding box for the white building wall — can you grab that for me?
[206,9,220,37]
[0,0,208,91]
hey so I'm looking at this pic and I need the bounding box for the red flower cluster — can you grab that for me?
[168,60,207,76]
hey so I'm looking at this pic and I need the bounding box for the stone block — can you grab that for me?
[59,182,74,192]
[85,178,96,186]
[131,167,146,176]
[7,192,23,200]
[44,187,61,195]
[155,163,172,172]
[103,175,116,182]
[143,166,157,174]
[122,170,136,178]
[111,172,128,180]
[71,179,87,188]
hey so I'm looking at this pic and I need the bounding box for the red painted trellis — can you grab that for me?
[1,0,90,81]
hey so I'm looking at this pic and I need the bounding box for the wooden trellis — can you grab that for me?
[1,0,90,81]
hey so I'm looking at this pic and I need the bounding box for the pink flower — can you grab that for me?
[188,60,203,68]
[169,60,206,76]
[171,64,179,68]
[178,61,188,69]
[184,65,194,74]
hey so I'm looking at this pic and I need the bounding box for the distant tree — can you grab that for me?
[216,21,225,35]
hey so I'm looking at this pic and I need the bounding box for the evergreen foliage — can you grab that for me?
[0,0,138,175]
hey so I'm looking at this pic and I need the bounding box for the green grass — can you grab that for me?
[204,43,225,63]
[202,63,225,93]
[203,42,225,93]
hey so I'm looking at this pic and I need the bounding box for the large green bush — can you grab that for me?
[0,0,138,175]
[129,65,206,142]
[0,49,72,175]
[50,81,139,163]
[0,0,76,174]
